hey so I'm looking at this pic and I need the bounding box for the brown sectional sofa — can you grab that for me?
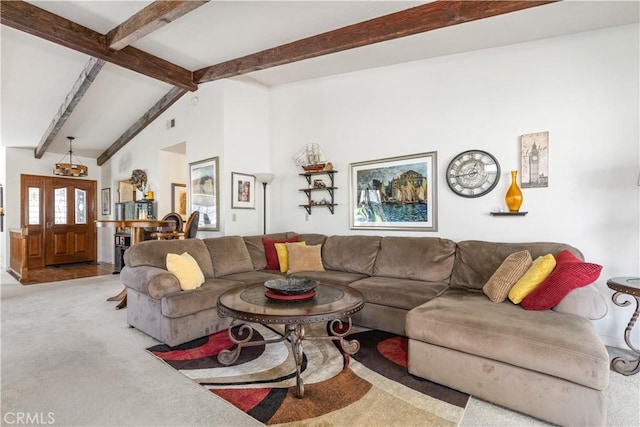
[120,232,609,426]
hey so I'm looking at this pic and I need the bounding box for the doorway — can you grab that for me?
[20,174,97,268]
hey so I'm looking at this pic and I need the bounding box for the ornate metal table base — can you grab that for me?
[608,277,640,376]
[218,318,360,398]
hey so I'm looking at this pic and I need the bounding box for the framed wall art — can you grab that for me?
[231,172,256,209]
[171,183,187,217]
[350,152,437,231]
[101,188,111,215]
[189,157,219,231]
[521,131,549,188]
[117,179,136,202]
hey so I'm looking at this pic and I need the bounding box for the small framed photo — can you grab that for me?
[350,151,438,231]
[521,131,549,188]
[101,188,111,215]
[231,172,256,209]
[171,183,187,217]
[189,157,219,231]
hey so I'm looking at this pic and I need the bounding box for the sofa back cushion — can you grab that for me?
[373,236,456,282]
[243,232,293,270]
[322,235,381,275]
[204,236,254,277]
[295,233,328,246]
[450,240,583,290]
[123,239,215,278]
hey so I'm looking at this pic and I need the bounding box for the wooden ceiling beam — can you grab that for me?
[107,1,209,51]
[34,58,106,159]
[194,0,557,83]
[97,87,188,166]
[1,0,197,91]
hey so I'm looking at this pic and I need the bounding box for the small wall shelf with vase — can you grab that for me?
[299,170,337,214]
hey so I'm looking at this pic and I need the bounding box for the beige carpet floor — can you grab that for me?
[1,271,638,426]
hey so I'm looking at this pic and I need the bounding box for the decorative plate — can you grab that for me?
[265,289,316,301]
[264,278,318,295]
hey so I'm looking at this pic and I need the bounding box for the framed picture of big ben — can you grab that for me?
[521,131,549,188]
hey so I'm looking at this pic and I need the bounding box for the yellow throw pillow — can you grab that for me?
[274,241,306,273]
[166,252,205,291]
[482,250,532,303]
[508,254,557,304]
[287,244,325,274]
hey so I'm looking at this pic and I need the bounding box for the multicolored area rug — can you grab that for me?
[147,323,469,426]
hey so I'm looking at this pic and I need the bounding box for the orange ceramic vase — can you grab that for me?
[505,170,523,212]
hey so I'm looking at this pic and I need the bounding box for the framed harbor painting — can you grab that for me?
[189,157,219,231]
[350,152,437,231]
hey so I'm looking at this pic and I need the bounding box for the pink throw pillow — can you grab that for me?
[262,236,299,270]
[521,250,602,310]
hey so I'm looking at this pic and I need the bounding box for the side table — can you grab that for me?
[606,277,640,375]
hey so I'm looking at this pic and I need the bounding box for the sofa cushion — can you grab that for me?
[287,244,325,274]
[295,233,328,246]
[373,236,456,282]
[350,276,448,311]
[243,232,291,270]
[450,241,582,291]
[166,252,205,291]
[204,236,254,277]
[322,235,381,275]
[405,289,610,390]
[508,254,557,304]
[482,250,532,303]
[288,270,368,287]
[123,239,215,277]
[521,250,602,310]
[161,278,245,318]
[218,270,284,286]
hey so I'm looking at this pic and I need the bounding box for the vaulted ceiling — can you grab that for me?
[2,1,638,164]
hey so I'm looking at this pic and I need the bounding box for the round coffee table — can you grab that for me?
[217,283,365,397]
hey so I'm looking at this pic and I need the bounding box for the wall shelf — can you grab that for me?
[490,211,528,216]
[299,170,337,215]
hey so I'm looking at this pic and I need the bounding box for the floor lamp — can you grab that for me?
[255,173,275,234]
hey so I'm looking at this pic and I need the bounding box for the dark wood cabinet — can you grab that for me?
[113,233,130,273]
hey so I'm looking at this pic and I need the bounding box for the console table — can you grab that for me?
[606,276,640,375]
[95,219,172,309]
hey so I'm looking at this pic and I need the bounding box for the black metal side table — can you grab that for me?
[606,277,640,375]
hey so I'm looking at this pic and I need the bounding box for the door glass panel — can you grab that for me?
[54,188,67,224]
[28,187,40,225]
[75,188,86,224]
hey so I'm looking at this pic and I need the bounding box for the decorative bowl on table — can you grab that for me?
[264,278,317,295]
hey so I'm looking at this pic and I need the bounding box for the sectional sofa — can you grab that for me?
[120,232,609,426]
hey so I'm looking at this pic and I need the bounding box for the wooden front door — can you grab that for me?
[21,174,97,267]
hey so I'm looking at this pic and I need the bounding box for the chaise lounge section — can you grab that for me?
[120,232,609,426]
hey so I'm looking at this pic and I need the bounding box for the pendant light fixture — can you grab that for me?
[54,136,88,177]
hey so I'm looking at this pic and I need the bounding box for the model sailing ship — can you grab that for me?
[292,143,328,172]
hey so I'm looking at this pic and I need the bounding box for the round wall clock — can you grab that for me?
[446,150,500,198]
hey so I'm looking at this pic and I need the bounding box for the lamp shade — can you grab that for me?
[255,173,275,184]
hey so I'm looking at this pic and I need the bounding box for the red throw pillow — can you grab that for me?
[521,250,602,310]
[262,236,299,270]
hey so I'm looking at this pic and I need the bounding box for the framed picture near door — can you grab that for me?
[101,188,111,215]
[189,157,219,231]
[231,172,255,209]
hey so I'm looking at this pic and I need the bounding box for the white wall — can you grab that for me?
[2,24,637,348]
[268,24,639,347]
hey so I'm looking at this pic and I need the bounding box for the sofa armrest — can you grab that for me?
[120,265,181,299]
